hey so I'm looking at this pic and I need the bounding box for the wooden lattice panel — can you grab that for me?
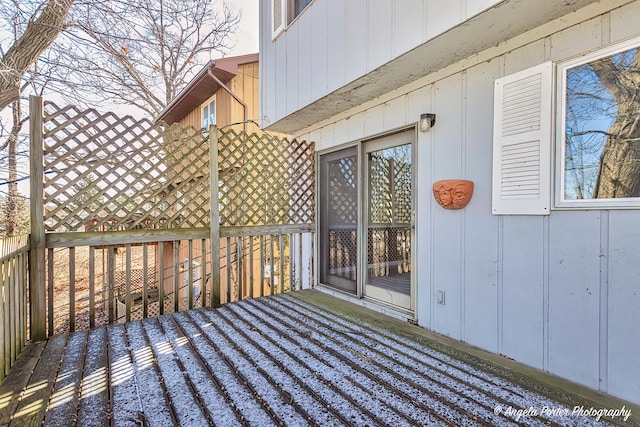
[368,150,411,225]
[42,102,210,232]
[217,130,315,226]
[328,156,357,224]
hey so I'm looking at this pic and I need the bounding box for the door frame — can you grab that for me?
[315,126,417,314]
[318,146,360,293]
[360,129,416,311]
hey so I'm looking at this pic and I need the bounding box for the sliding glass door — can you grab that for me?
[318,130,414,310]
[363,132,413,310]
[319,147,358,293]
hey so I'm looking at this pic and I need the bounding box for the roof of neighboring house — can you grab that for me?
[155,53,259,125]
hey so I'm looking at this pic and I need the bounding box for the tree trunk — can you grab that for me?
[4,100,20,236]
[592,114,640,198]
[591,54,640,198]
[0,0,75,111]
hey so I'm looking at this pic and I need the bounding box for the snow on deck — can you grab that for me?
[0,293,629,426]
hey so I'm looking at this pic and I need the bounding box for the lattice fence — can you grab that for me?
[29,98,316,337]
[42,103,315,233]
[217,129,315,226]
[368,149,411,224]
[43,102,210,232]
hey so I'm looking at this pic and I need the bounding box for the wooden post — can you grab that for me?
[29,96,46,341]
[107,246,115,323]
[209,126,220,306]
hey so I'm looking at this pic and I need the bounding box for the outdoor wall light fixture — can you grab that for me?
[419,113,436,132]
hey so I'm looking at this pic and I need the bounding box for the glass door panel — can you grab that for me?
[319,147,358,293]
[364,134,413,309]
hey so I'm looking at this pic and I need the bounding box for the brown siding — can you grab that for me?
[216,62,260,133]
[178,108,201,129]
[177,62,260,133]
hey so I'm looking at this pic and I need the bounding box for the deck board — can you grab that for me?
[44,330,87,426]
[76,327,110,427]
[0,291,637,427]
[0,341,46,425]
[12,334,67,427]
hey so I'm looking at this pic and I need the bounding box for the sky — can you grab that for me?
[224,0,259,57]
[3,0,259,196]
[0,0,260,194]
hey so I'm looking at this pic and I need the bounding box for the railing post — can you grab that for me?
[209,126,220,306]
[29,96,46,341]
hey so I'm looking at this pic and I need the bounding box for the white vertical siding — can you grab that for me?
[547,211,601,388]
[347,111,366,142]
[302,0,640,404]
[345,0,367,83]
[411,85,435,328]
[462,60,500,353]
[285,24,299,114]
[297,11,313,110]
[549,16,602,61]
[393,0,425,56]
[610,1,640,42]
[431,74,464,339]
[259,0,276,128]
[261,0,507,126]
[607,211,640,402]
[465,0,496,17]
[367,0,393,70]
[274,33,288,120]
[363,104,384,136]
[501,217,545,369]
[503,39,548,75]
[327,3,347,92]
[426,0,462,39]
[311,0,328,101]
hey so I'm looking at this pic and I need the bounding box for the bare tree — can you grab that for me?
[53,0,241,116]
[0,194,29,237]
[590,52,640,198]
[1,0,75,235]
[565,47,640,199]
[1,99,22,236]
[0,0,75,111]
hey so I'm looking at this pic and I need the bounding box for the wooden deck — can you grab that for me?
[0,291,637,427]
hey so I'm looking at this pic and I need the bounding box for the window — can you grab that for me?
[272,0,313,38]
[202,96,216,129]
[557,37,640,208]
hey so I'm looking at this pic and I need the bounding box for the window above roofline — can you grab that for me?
[272,0,314,40]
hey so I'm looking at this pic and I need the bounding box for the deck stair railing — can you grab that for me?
[25,96,315,340]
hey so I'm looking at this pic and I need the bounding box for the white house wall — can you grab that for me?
[259,0,600,132]
[259,0,498,127]
[293,0,640,404]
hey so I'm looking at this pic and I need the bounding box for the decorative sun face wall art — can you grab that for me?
[432,179,474,210]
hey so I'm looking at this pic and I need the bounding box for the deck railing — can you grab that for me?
[25,96,316,339]
[0,235,29,383]
[40,225,314,337]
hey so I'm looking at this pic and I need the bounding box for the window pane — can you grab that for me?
[273,0,283,30]
[203,100,215,128]
[209,100,216,126]
[293,0,312,19]
[564,46,640,199]
[319,148,358,294]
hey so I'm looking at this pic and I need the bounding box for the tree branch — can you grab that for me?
[0,0,76,110]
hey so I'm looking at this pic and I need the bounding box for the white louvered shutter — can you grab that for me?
[492,62,553,215]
